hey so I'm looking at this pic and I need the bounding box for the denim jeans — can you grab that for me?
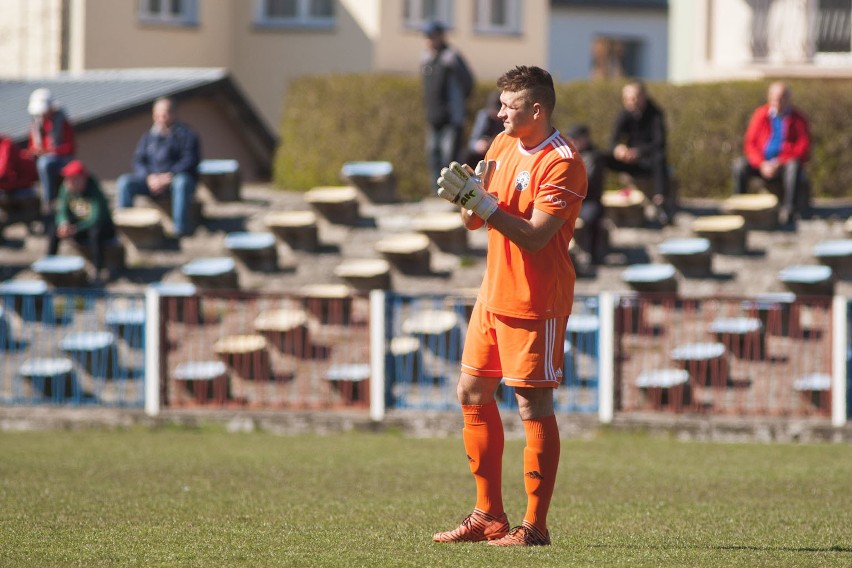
[426,123,463,187]
[116,172,196,236]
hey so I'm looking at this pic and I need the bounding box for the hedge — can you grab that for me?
[275,75,852,201]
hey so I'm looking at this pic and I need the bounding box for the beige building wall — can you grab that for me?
[0,0,65,77]
[1,0,550,131]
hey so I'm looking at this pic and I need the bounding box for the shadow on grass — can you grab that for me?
[589,543,852,553]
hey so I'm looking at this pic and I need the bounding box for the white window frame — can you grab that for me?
[254,0,335,30]
[403,0,454,32]
[137,0,198,26]
[473,0,521,35]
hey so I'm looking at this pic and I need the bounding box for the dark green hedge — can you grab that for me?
[275,75,852,201]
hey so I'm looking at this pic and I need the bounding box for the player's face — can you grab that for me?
[498,90,535,139]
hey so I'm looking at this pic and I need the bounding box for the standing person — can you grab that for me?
[25,88,76,232]
[567,123,606,264]
[732,81,811,225]
[420,20,475,185]
[433,66,587,547]
[605,80,674,224]
[49,160,116,280]
[116,97,200,237]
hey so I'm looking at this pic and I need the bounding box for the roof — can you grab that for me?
[551,0,668,9]
[0,68,277,153]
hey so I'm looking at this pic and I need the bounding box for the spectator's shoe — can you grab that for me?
[432,509,510,543]
[487,521,551,547]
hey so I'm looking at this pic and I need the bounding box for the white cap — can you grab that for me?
[28,88,53,116]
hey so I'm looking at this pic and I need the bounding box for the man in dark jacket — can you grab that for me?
[605,81,674,224]
[116,97,200,237]
[732,81,811,225]
[421,20,474,186]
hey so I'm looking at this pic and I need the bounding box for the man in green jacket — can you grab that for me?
[48,160,116,279]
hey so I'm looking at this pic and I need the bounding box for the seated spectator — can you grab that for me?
[116,97,200,237]
[48,160,116,280]
[25,88,76,231]
[605,80,675,225]
[732,81,811,225]
[567,124,606,264]
[462,90,503,168]
[0,134,38,193]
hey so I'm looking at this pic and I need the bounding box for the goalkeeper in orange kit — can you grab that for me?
[432,66,587,547]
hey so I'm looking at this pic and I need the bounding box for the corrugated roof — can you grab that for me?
[0,68,230,141]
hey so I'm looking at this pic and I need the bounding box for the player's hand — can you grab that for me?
[436,161,498,220]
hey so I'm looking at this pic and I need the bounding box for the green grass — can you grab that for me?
[0,427,850,567]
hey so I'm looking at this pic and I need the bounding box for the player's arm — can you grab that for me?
[486,207,566,253]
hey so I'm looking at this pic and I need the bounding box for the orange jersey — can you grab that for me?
[478,129,587,319]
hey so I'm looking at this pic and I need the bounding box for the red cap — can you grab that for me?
[61,160,87,177]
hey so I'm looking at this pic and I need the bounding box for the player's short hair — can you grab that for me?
[496,66,556,115]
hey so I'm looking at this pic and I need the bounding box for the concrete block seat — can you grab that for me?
[213,333,270,381]
[142,192,203,236]
[113,207,166,250]
[333,258,391,291]
[264,210,319,252]
[326,362,371,404]
[621,263,678,294]
[812,239,852,279]
[721,193,779,231]
[740,292,797,336]
[845,216,852,237]
[104,305,146,346]
[253,308,311,356]
[412,212,468,254]
[173,360,229,403]
[0,187,40,236]
[401,308,462,360]
[340,160,397,203]
[18,357,78,400]
[708,317,765,360]
[180,257,239,290]
[374,232,432,275]
[691,215,747,255]
[68,236,126,274]
[777,264,834,297]
[658,238,713,278]
[224,231,278,272]
[670,342,728,387]
[601,187,647,228]
[60,331,117,378]
[636,368,691,411]
[388,336,423,384]
[304,186,360,225]
[198,158,241,202]
[148,281,201,323]
[300,283,353,325]
[792,373,831,414]
[0,279,51,322]
[31,255,88,288]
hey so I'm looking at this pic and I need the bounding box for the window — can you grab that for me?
[255,0,334,28]
[815,0,851,52]
[138,0,198,25]
[403,0,454,31]
[474,0,521,35]
[590,37,642,80]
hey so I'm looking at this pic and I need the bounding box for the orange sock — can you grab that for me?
[461,402,504,516]
[522,415,560,532]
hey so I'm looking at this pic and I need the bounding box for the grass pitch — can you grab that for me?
[0,426,850,567]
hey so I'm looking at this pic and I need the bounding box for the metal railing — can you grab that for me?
[0,288,145,406]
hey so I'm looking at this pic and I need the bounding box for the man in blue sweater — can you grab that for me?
[116,97,200,237]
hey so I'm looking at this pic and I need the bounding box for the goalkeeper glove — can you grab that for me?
[436,161,499,220]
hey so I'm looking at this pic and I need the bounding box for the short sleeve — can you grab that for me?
[534,159,587,219]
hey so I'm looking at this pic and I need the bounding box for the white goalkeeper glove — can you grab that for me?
[436,161,499,220]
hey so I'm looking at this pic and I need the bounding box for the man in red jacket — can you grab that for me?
[732,81,811,225]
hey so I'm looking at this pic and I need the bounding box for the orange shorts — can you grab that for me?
[461,299,567,388]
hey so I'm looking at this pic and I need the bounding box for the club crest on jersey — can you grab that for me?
[514,171,530,191]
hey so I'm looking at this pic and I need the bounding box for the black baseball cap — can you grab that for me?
[423,20,446,36]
